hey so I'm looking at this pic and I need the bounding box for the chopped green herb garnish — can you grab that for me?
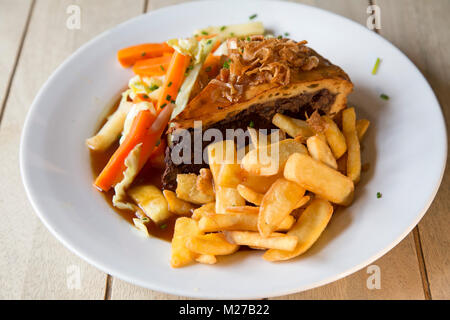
[141,52,146,57]
[206,39,213,45]
[167,81,172,87]
[230,32,235,36]
[205,66,212,72]
[141,217,150,223]
[201,31,208,35]
[372,58,381,75]
[160,65,165,71]
[277,35,283,39]
[223,59,231,69]
[149,84,159,91]
[161,103,167,109]
[377,192,382,199]
[380,94,389,100]
[166,94,171,101]
[155,139,161,146]
[247,36,251,41]
[284,32,290,37]
[220,26,226,31]
[249,14,257,20]
[249,121,255,128]
[160,224,168,229]
[142,94,149,99]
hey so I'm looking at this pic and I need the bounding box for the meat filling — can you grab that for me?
[161,88,335,190]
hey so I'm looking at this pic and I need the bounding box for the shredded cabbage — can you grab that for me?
[112,143,142,211]
[132,217,150,237]
[168,37,218,119]
[194,21,265,41]
[128,75,164,100]
[167,37,216,65]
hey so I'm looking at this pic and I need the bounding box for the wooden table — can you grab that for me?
[0,0,448,300]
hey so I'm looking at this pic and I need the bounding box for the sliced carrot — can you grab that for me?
[202,54,221,78]
[94,104,174,191]
[195,33,218,41]
[117,43,174,68]
[157,51,191,109]
[132,54,172,77]
[133,93,152,103]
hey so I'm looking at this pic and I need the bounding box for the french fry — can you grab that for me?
[241,139,308,176]
[336,153,347,175]
[322,115,347,159]
[191,202,215,220]
[196,168,215,197]
[176,173,215,204]
[306,135,338,169]
[237,184,264,205]
[195,254,217,265]
[225,231,298,251]
[217,162,242,188]
[215,186,245,214]
[170,218,201,268]
[240,172,280,194]
[163,190,196,215]
[264,198,333,261]
[356,119,370,141]
[209,140,242,188]
[128,185,170,223]
[207,141,224,184]
[272,113,314,140]
[258,178,305,237]
[284,153,354,206]
[187,233,239,255]
[199,212,294,232]
[342,108,361,183]
[225,206,260,214]
[293,195,311,209]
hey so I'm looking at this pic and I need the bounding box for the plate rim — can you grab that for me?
[19,0,448,299]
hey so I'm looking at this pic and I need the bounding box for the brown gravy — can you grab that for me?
[89,99,177,242]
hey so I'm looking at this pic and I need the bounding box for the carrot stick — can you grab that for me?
[132,93,155,104]
[117,43,174,68]
[157,51,191,110]
[202,54,221,78]
[94,104,173,191]
[94,110,156,191]
[132,54,172,77]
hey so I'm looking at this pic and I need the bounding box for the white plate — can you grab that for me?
[20,0,447,299]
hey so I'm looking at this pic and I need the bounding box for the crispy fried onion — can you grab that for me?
[212,37,319,102]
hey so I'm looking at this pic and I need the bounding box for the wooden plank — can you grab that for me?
[276,234,424,299]
[273,0,425,299]
[375,0,450,300]
[0,0,32,119]
[0,0,144,299]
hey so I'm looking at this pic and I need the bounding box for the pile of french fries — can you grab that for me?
[138,107,369,268]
